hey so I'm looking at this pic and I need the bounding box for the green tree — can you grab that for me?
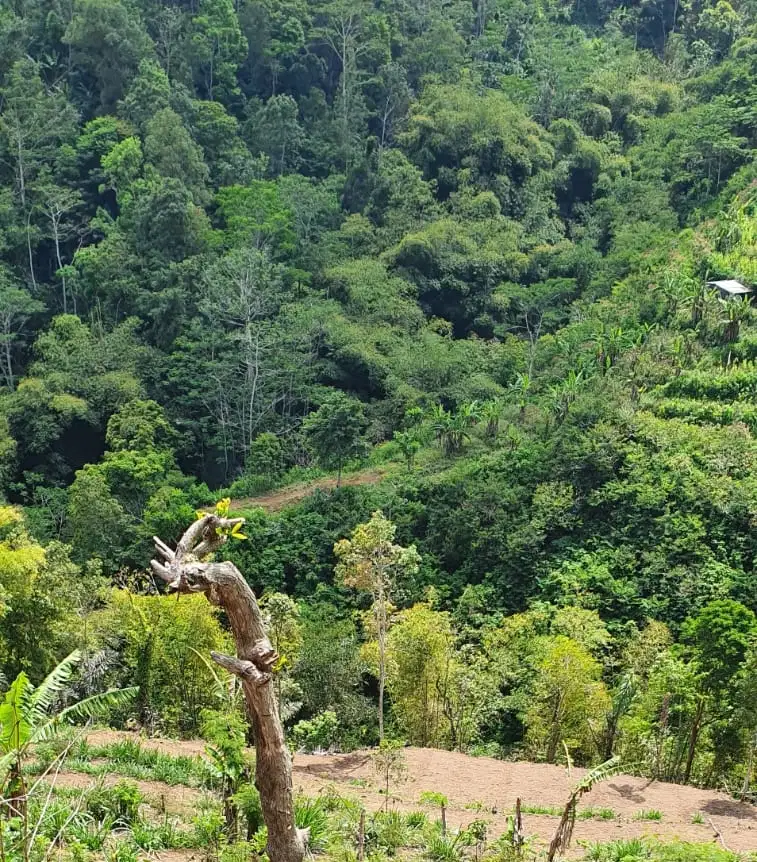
[191,0,248,100]
[0,60,78,288]
[293,607,370,745]
[387,602,498,750]
[335,511,420,738]
[304,392,367,485]
[0,506,102,682]
[92,590,229,734]
[524,635,610,764]
[119,59,171,132]
[371,737,407,810]
[679,599,757,784]
[0,271,43,390]
[64,0,153,109]
[261,591,302,707]
[386,602,451,747]
[246,95,304,176]
[144,108,210,204]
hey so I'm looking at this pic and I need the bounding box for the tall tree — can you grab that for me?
[334,510,420,739]
[64,0,154,109]
[525,635,610,764]
[303,392,367,485]
[0,269,43,391]
[680,600,756,784]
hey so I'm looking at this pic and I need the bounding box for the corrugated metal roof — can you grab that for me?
[707,280,753,295]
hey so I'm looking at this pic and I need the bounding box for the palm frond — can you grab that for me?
[189,647,229,702]
[575,756,622,793]
[29,651,82,726]
[30,687,138,745]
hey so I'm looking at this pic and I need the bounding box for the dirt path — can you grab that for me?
[81,731,757,853]
[230,468,388,512]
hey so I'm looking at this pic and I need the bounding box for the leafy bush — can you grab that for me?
[367,811,412,855]
[86,781,144,826]
[226,474,275,499]
[232,784,263,838]
[291,710,340,752]
[294,797,329,853]
[192,809,227,859]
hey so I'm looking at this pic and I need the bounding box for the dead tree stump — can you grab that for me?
[151,516,306,862]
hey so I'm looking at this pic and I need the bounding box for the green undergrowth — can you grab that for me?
[28,735,211,788]
[19,737,753,862]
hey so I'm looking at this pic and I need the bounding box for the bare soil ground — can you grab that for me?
[81,731,757,854]
[229,468,388,512]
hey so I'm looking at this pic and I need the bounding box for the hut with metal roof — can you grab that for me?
[707,279,753,299]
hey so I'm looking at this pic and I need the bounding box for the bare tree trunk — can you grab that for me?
[357,809,365,861]
[741,732,756,801]
[1,326,14,390]
[26,210,37,291]
[152,517,307,862]
[51,212,67,313]
[683,698,705,785]
[376,581,387,741]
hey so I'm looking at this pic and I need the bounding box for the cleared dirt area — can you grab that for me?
[293,748,757,854]
[81,731,757,854]
[230,468,388,512]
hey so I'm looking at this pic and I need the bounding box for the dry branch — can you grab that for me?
[152,516,305,862]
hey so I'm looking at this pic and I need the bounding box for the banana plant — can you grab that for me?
[0,650,137,819]
[546,755,623,862]
[480,399,505,440]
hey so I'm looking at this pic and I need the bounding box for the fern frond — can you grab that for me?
[29,651,82,726]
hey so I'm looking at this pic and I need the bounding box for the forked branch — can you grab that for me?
[151,516,304,862]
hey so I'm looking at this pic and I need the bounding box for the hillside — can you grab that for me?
[63,731,757,854]
[3,0,757,857]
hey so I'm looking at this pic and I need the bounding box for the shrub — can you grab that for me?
[291,710,339,752]
[86,781,143,826]
[192,809,226,861]
[246,432,285,480]
[232,784,263,838]
[295,797,329,852]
